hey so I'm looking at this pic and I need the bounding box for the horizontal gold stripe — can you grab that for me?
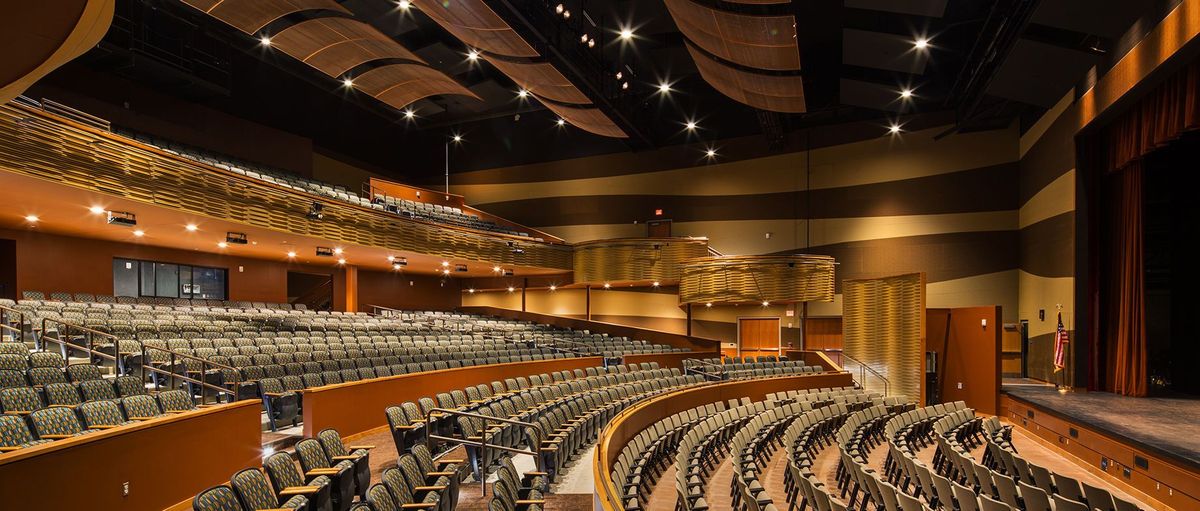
[1019,169,1075,229]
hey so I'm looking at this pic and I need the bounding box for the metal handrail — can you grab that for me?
[424,407,547,496]
[0,305,28,345]
[837,351,891,397]
[39,317,235,405]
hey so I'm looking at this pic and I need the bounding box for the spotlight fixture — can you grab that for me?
[287,251,297,258]
[387,255,396,262]
[492,265,502,273]
[392,257,408,269]
[392,262,403,270]
[466,49,480,61]
[23,214,38,223]
[217,241,229,249]
[441,261,450,267]
[580,34,589,44]
[316,247,334,257]
[914,38,929,49]
[503,269,515,277]
[225,232,248,245]
[705,147,717,159]
[888,124,903,134]
[619,28,634,40]
[562,10,570,19]
[342,77,354,88]
[657,82,671,94]
[555,4,564,14]
[442,268,451,275]
[621,82,629,90]
[88,205,105,215]
[132,229,145,237]
[306,202,324,220]
[452,134,463,143]
[259,35,272,46]
[587,39,595,48]
[615,71,623,80]
[185,224,198,232]
[337,258,347,265]
[468,288,476,293]
[652,281,660,287]
[333,247,344,255]
[106,210,137,227]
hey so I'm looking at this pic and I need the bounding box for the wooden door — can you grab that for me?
[647,219,672,237]
[738,317,781,360]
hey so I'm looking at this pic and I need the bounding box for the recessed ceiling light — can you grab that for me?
[259,36,272,46]
[88,206,105,215]
[914,38,929,49]
[403,109,416,120]
[132,230,145,237]
[587,39,595,48]
[397,0,411,10]
[580,34,590,44]
[549,285,557,291]
[441,261,450,267]
[493,265,502,273]
[603,283,611,289]
[555,4,564,14]
[619,28,634,40]
[762,300,770,307]
[705,302,713,307]
[452,134,463,143]
[466,49,480,61]
[468,288,476,293]
[658,82,671,94]
[685,120,697,131]
[900,88,913,98]
[517,89,529,98]
[287,251,297,258]
[507,286,515,292]
[333,247,343,254]
[621,82,629,90]
[705,147,717,158]
[23,214,38,223]
[342,77,354,88]
[652,281,660,287]
[185,224,198,232]
[217,241,228,248]
[393,263,403,270]
[337,258,347,265]
[556,118,566,127]
[387,255,396,262]
[889,124,903,134]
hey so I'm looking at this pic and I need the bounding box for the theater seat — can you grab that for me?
[316,428,372,499]
[295,438,356,511]
[260,378,299,431]
[78,400,137,429]
[264,451,334,511]
[0,415,52,452]
[231,467,309,511]
[28,406,94,440]
[192,485,243,511]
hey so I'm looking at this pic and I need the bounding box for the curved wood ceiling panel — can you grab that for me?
[417,0,538,58]
[724,0,791,3]
[181,0,349,34]
[353,64,480,111]
[271,17,423,77]
[484,58,591,105]
[687,42,806,113]
[536,98,628,139]
[663,0,799,71]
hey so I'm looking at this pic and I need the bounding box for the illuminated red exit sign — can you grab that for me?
[654,209,663,216]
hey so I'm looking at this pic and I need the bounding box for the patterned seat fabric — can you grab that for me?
[43,382,82,406]
[29,406,90,437]
[26,367,67,386]
[0,370,27,389]
[78,379,118,402]
[121,394,162,420]
[365,484,398,511]
[78,400,136,428]
[231,468,305,510]
[263,451,332,496]
[157,390,195,412]
[28,352,64,369]
[114,375,147,396]
[0,344,28,356]
[0,354,27,371]
[192,485,243,511]
[0,415,52,450]
[66,364,103,382]
[1,386,43,413]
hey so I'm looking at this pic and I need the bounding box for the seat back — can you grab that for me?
[230,468,281,510]
[192,485,244,511]
[29,406,85,437]
[78,400,128,428]
[0,415,38,447]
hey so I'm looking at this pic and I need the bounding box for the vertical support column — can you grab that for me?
[521,278,527,312]
[686,303,693,336]
[585,285,592,321]
[333,265,358,312]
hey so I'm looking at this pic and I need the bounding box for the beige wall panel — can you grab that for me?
[523,288,586,317]
[807,211,1017,247]
[1019,170,1075,229]
[1018,271,1076,337]
[462,289,522,309]
[589,289,688,320]
[926,270,1018,323]
[1019,91,1075,158]
[540,224,646,244]
[458,125,1019,204]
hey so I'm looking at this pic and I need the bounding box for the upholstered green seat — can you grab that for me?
[295,438,356,510]
[0,344,27,356]
[230,468,306,511]
[77,379,118,402]
[114,375,147,397]
[0,386,42,414]
[28,352,64,369]
[365,484,399,511]
[0,354,27,372]
[382,467,441,510]
[157,389,195,413]
[192,485,242,511]
[28,406,92,438]
[26,367,67,387]
[0,370,27,389]
[0,415,52,451]
[43,382,82,407]
[263,451,332,507]
[120,394,162,420]
[78,400,136,429]
[66,364,103,382]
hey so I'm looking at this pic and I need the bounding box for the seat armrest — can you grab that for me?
[400,504,438,509]
[128,416,158,421]
[516,500,546,505]
[414,485,447,491]
[306,468,342,476]
[330,455,358,461]
[89,424,120,430]
[0,446,23,452]
[347,445,374,450]
[437,458,464,464]
[426,471,456,476]
[279,486,321,496]
[40,434,74,439]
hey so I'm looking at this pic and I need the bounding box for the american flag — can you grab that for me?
[1053,312,1069,372]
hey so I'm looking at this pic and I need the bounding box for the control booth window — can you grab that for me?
[113,258,228,300]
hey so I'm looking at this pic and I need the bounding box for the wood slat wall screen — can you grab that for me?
[181,0,350,35]
[663,0,800,71]
[271,17,424,77]
[678,255,835,305]
[416,0,539,58]
[842,272,926,403]
[573,238,710,284]
[686,42,806,113]
[0,103,571,269]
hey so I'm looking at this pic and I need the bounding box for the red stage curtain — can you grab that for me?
[1101,59,1200,173]
[1109,161,1147,397]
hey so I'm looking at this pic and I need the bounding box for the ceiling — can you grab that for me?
[39,0,1169,178]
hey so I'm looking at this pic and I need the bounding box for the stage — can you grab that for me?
[1002,383,1200,470]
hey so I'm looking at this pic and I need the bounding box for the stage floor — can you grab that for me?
[1003,385,1200,469]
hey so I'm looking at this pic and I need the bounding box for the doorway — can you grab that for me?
[288,271,333,311]
[738,317,781,360]
[647,219,672,237]
[0,239,14,300]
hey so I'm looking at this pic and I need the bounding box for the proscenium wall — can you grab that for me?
[459,119,1022,327]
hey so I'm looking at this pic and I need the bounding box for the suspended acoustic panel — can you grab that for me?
[687,42,806,113]
[663,0,799,71]
[271,17,424,78]
[537,98,628,138]
[353,64,480,111]
[573,238,710,284]
[842,273,927,403]
[180,0,349,35]
[725,0,790,3]
[416,0,538,58]
[484,58,591,105]
[678,255,836,305]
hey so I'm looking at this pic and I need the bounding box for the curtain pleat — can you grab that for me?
[1110,161,1148,397]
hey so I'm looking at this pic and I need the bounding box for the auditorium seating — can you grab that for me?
[684,357,822,380]
[115,129,534,238]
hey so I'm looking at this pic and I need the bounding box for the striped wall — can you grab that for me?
[456,118,1025,341]
[1017,92,1078,384]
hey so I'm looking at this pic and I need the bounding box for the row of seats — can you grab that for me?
[11,291,305,309]
[0,389,197,452]
[116,128,533,237]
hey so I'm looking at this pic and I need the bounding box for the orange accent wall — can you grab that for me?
[0,401,261,511]
[927,306,1002,415]
[302,357,606,438]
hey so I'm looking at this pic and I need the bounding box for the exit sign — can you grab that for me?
[654,209,663,216]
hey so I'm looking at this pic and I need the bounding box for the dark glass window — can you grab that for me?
[114,258,227,300]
